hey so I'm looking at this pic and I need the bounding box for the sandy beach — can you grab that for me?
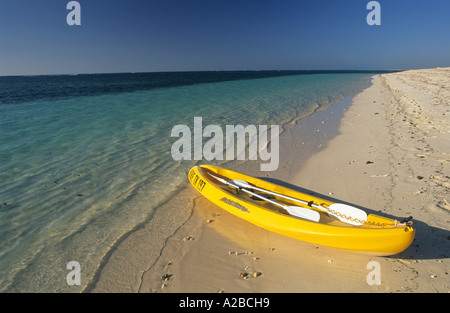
[88,68,449,293]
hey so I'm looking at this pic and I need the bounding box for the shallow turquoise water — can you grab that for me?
[0,72,372,291]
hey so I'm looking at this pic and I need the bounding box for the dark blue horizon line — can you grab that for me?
[0,69,402,79]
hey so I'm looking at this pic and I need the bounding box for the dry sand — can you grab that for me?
[89,68,449,293]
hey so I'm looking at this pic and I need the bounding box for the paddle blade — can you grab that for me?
[285,206,320,222]
[327,203,367,225]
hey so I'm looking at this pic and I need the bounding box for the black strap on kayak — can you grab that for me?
[307,201,314,207]
[401,216,413,223]
[401,216,413,226]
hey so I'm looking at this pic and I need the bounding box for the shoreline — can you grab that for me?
[85,75,365,292]
[86,81,361,293]
[89,68,449,293]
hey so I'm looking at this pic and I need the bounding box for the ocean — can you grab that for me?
[0,71,376,292]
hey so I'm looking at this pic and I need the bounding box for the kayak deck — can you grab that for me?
[214,179,348,227]
[189,165,416,256]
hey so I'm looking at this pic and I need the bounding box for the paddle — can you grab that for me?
[208,173,320,222]
[231,180,367,226]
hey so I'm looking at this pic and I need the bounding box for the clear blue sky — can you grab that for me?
[1,0,449,75]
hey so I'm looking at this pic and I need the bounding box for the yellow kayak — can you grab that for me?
[188,165,415,256]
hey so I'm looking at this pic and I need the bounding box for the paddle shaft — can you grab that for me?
[208,173,319,222]
[237,187,320,222]
[212,175,291,210]
[231,180,367,225]
[235,181,320,210]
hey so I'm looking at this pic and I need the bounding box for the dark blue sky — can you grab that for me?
[1,0,449,75]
